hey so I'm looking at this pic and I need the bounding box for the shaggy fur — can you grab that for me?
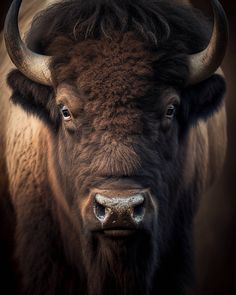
[1,0,227,294]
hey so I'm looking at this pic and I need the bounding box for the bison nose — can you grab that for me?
[93,193,145,226]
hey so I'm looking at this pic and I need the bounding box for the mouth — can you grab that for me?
[95,228,137,238]
[103,229,136,237]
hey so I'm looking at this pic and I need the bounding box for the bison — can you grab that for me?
[0,0,228,294]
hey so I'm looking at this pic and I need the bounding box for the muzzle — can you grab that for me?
[83,188,157,237]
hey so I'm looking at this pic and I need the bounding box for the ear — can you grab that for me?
[7,70,60,129]
[179,74,226,127]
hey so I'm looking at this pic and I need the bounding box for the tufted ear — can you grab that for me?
[7,70,60,129]
[179,74,226,127]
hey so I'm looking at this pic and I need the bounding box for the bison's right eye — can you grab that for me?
[60,106,72,121]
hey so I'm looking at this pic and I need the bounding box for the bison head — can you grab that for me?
[5,0,228,294]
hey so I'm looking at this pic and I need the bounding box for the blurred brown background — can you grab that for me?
[0,0,236,294]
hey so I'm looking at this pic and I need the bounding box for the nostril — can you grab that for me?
[94,201,107,222]
[132,203,145,223]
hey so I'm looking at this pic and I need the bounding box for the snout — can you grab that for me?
[83,188,156,237]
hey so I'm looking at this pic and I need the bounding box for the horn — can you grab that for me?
[4,0,52,86]
[188,0,229,85]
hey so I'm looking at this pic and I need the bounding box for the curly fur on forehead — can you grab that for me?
[49,32,155,87]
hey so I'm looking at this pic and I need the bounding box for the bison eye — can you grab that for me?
[60,106,72,121]
[165,105,176,119]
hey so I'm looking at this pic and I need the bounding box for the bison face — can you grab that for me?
[50,35,184,241]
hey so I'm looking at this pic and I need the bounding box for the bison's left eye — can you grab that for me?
[60,106,72,121]
[165,105,176,119]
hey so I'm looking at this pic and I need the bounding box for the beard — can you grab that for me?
[81,230,158,295]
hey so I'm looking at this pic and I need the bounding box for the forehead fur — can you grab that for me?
[51,32,155,100]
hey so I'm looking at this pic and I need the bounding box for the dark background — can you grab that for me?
[0,1,236,294]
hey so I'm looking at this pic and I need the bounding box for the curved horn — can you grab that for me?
[4,0,52,86]
[188,0,229,85]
